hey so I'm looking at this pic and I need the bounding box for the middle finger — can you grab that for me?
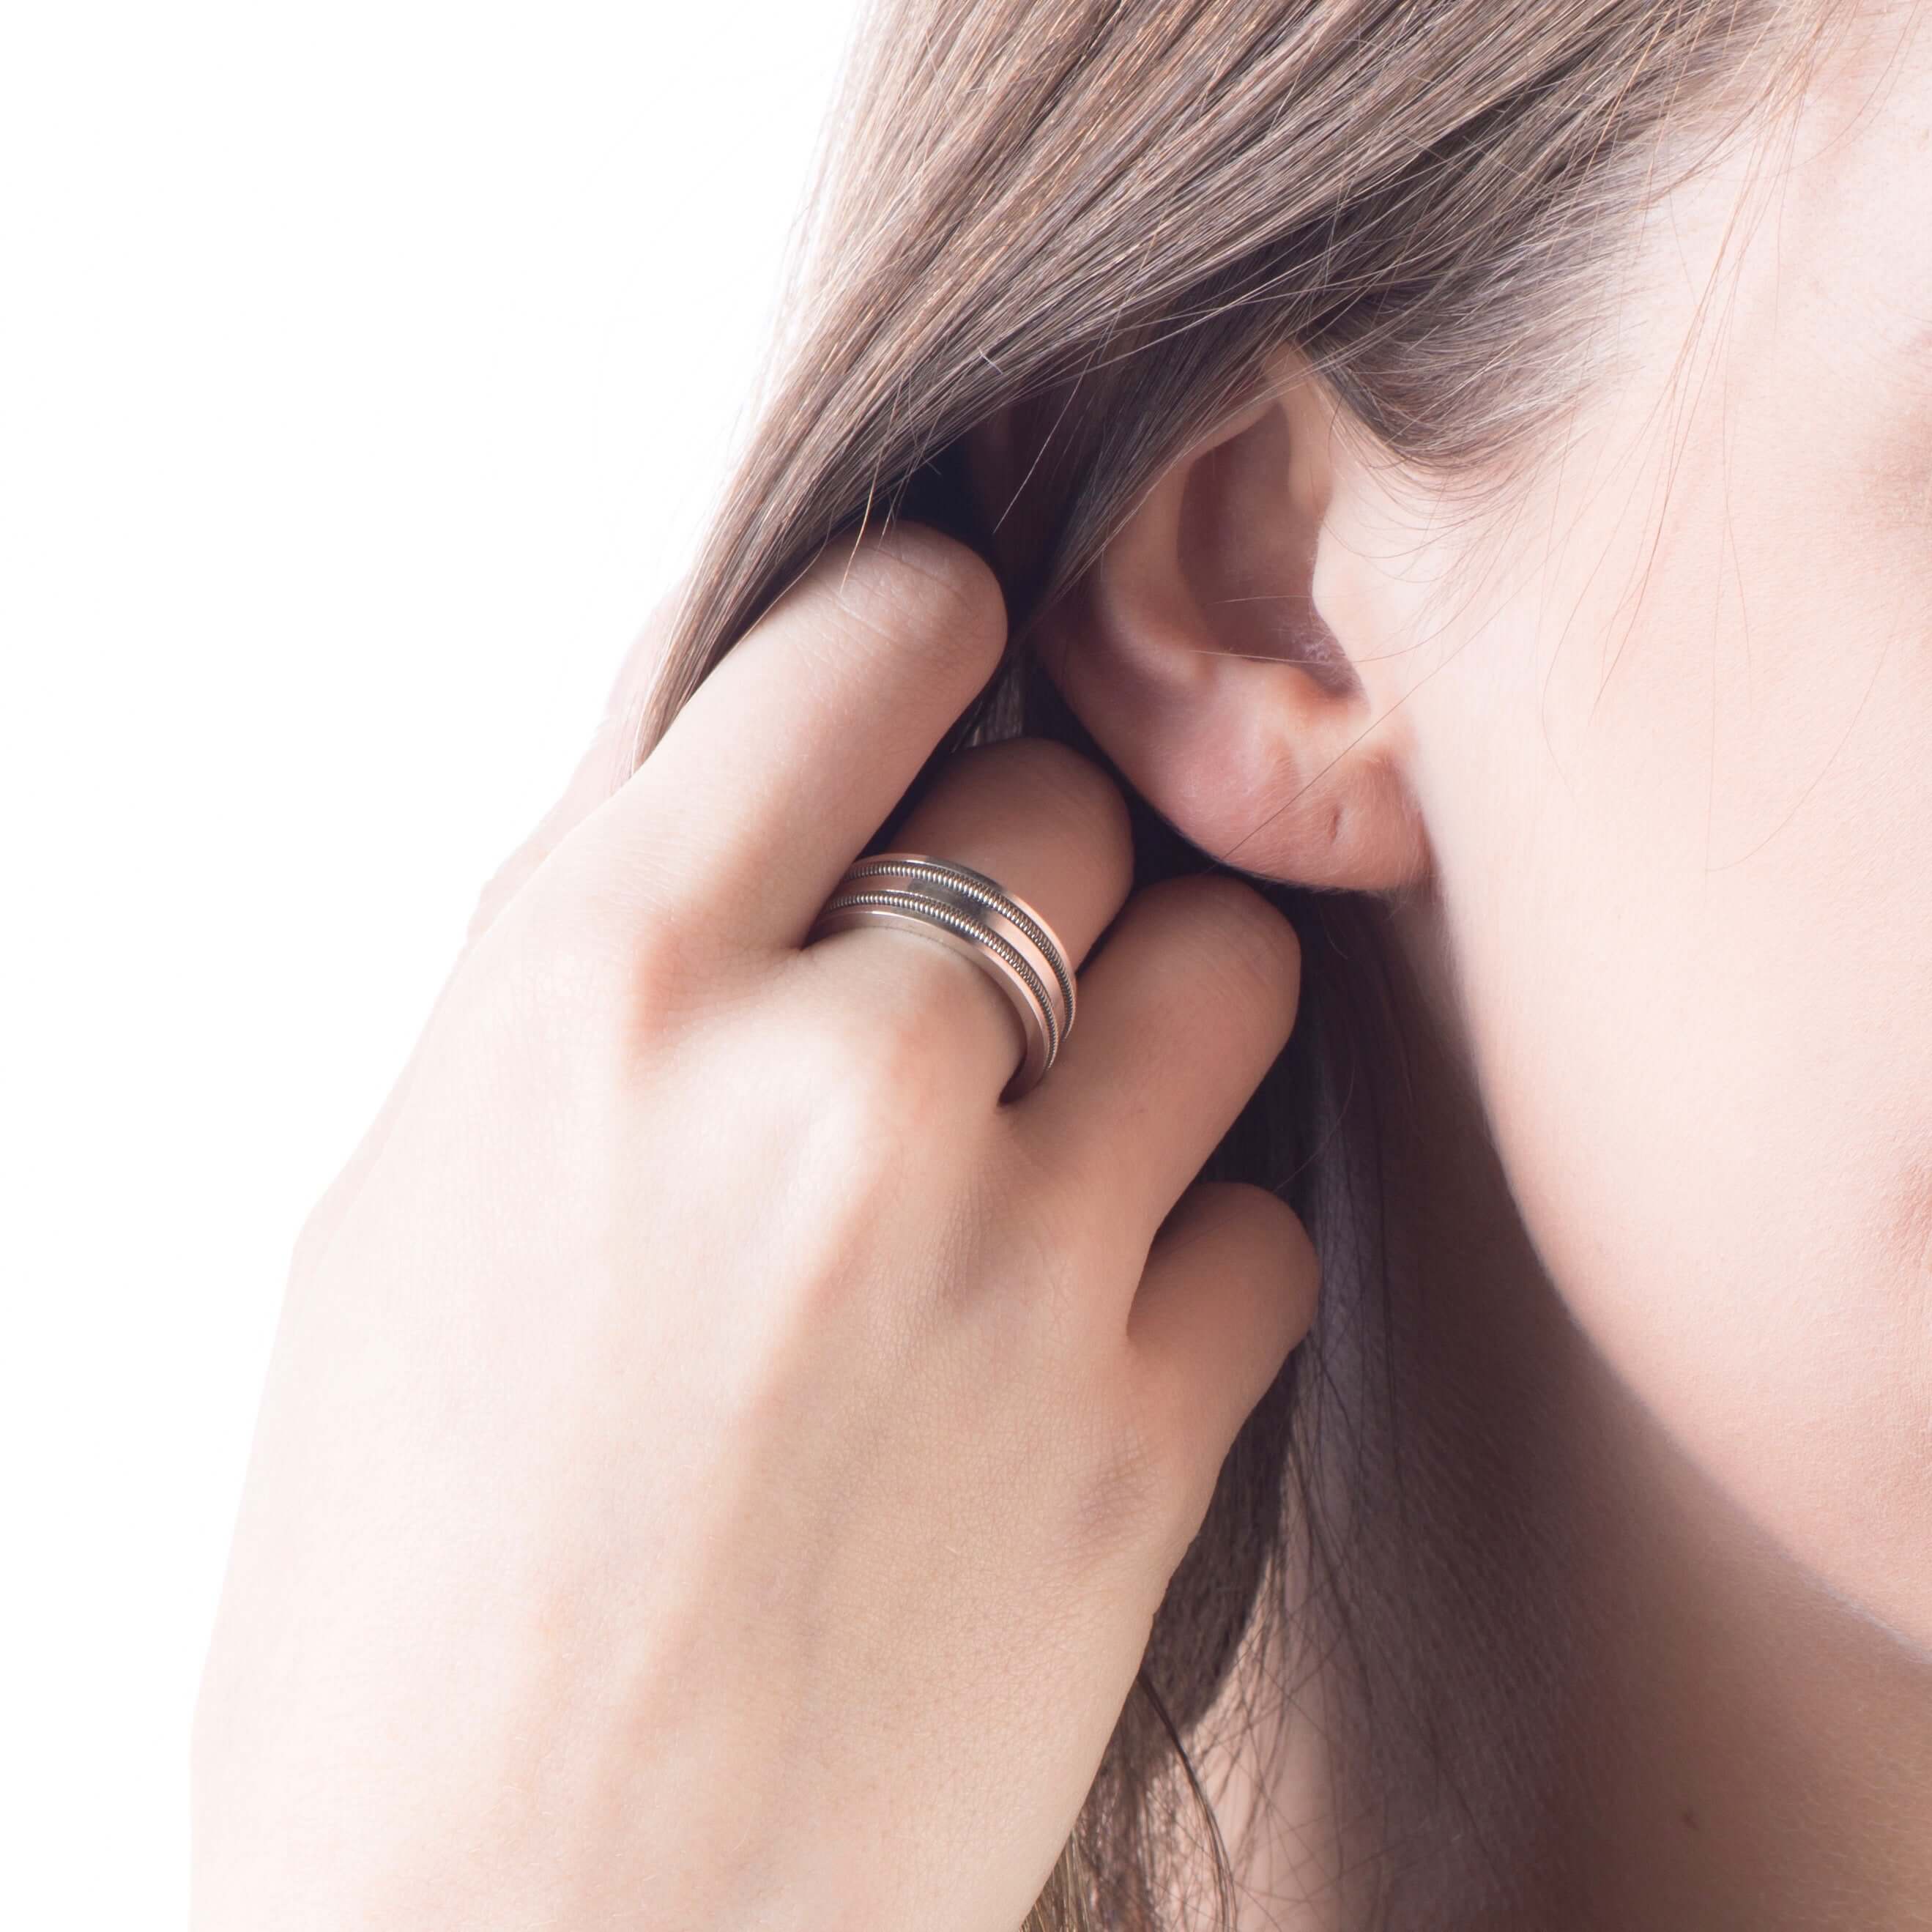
[1012,873,1303,1270]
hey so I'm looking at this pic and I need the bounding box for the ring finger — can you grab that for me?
[786,737,1134,1111]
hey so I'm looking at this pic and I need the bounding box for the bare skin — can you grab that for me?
[1036,4,1932,1923]
[196,6,1932,1928]
[189,528,1317,1932]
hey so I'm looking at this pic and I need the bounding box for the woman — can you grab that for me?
[190,0,1932,1925]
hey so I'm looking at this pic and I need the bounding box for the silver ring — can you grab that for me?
[803,851,1078,1101]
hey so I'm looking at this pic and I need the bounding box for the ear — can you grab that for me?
[1028,357,1429,893]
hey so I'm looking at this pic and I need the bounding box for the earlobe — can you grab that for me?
[1036,363,1430,894]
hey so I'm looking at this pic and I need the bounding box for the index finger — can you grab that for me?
[571,524,1008,947]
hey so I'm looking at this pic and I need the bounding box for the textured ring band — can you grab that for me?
[804,850,1079,1101]
[841,854,1077,1038]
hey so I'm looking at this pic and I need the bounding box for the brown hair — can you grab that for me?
[627,3,1829,1925]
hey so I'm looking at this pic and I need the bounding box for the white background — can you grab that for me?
[1,3,860,1920]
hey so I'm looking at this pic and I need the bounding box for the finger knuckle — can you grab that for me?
[759,1026,973,1342]
[852,997,959,1126]
[792,993,956,1164]
[794,929,997,1126]
[487,874,711,1052]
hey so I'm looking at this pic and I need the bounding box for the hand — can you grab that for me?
[190,526,1318,1932]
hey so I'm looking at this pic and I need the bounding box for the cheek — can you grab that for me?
[1417,528,1932,1646]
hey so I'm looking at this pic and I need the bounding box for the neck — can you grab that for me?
[1225,890,1932,1931]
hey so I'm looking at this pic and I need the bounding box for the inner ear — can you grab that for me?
[1177,391,1361,700]
[1029,362,1431,895]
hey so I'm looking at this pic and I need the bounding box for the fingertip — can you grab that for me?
[1123,1179,1320,1564]
[1192,1179,1320,1354]
[817,521,1009,696]
[1130,1181,1320,1442]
